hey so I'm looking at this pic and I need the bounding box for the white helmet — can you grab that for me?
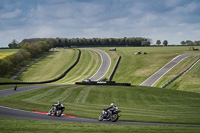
[110,103,114,106]
[58,101,61,104]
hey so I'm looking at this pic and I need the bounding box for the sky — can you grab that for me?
[0,0,200,47]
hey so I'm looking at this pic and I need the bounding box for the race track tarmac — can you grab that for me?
[88,49,111,81]
[1,106,200,126]
[140,53,200,86]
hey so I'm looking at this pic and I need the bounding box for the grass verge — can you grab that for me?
[0,117,200,133]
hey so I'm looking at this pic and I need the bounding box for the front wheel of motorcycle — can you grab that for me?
[98,115,104,121]
[111,114,119,122]
[47,110,52,116]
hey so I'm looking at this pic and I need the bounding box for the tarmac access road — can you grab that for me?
[140,53,200,87]
[87,48,111,81]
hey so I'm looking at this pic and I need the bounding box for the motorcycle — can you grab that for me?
[47,104,65,117]
[98,108,121,122]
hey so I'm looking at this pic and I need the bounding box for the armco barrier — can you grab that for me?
[108,56,121,81]
[0,49,81,85]
[162,57,200,88]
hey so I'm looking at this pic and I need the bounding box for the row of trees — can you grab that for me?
[180,40,200,46]
[0,40,52,77]
[21,37,151,47]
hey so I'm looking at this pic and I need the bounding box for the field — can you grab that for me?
[0,49,19,59]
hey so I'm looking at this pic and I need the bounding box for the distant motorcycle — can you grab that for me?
[98,108,121,122]
[47,104,65,117]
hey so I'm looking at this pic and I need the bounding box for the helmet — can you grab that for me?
[110,103,114,106]
[58,101,61,104]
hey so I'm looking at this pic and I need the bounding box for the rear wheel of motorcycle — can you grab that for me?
[56,110,62,117]
[98,115,104,121]
[111,114,118,122]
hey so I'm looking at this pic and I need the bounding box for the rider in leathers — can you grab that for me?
[106,103,118,117]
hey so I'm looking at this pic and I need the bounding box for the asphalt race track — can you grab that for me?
[88,49,111,81]
[1,106,200,126]
[140,53,200,87]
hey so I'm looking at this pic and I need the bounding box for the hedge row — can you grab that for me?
[0,41,52,77]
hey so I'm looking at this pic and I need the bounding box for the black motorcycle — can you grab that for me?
[98,108,121,122]
[47,104,65,117]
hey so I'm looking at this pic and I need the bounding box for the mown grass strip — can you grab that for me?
[18,49,77,82]
[55,49,101,84]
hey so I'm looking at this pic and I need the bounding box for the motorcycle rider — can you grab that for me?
[51,101,64,114]
[106,103,118,117]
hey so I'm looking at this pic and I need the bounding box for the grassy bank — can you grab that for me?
[53,48,101,84]
[1,117,200,133]
[166,59,200,93]
[1,85,200,124]
[97,47,200,85]
[17,49,78,82]
[153,55,200,91]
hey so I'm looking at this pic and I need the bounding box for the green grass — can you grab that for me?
[154,55,200,89]
[166,59,200,93]
[53,48,101,84]
[1,85,200,124]
[97,47,200,85]
[1,117,200,133]
[0,49,19,59]
[17,49,78,82]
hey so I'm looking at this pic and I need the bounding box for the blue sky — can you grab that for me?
[0,0,200,47]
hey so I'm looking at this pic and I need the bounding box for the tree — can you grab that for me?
[156,40,161,46]
[8,39,19,48]
[141,41,150,46]
[163,40,168,46]
[181,41,186,45]
[186,40,194,46]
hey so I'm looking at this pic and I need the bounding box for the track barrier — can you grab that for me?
[108,56,121,81]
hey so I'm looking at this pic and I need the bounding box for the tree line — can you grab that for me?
[0,40,52,77]
[180,40,200,46]
[155,39,200,46]
[21,37,151,48]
